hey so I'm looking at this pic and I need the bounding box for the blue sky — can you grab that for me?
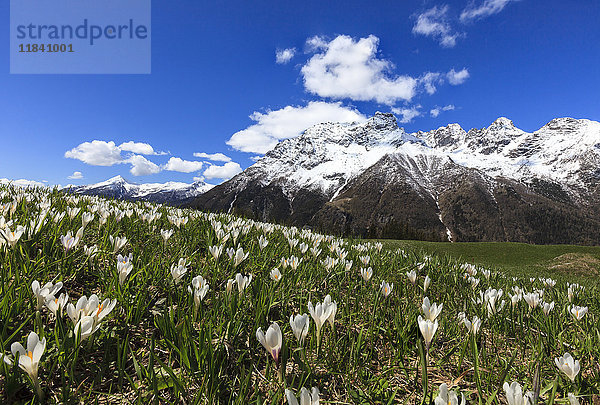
[1,0,599,186]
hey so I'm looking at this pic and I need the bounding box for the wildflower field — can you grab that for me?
[0,185,598,404]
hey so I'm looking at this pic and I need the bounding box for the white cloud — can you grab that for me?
[460,0,517,22]
[0,178,47,188]
[127,155,161,176]
[392,106,422,123]
[275,48,296,64]
[430,104,455,117]
[306,36,328,51]
[119,141,158,155]
[65,140,123,166]
[163,157,204,173]
[68,171,83,180]
[65,140,171,176]
[447,68,470,85]
[203,162,243,181]
[420,72,443,95]
[301,35,418,105]
[227,101,366,154]
[412,6,461,48]
[193,152,232,162]
[418,69,468,94]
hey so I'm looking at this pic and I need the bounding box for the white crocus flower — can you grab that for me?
[570,305,588,321]
[67,296,88,324]
[60,231,80,251]
[83,244,98,257]
[541,301,554,316]
[434,383,466,405]
[32,280,63,311]
[258,235,269,250]
[235,273,252,293]
[285,387,320,405]
[188,275,209,309]
[568,393,580,405]
[422,297,443,321]
[463,315,482,334]
[45,292,69,318]
[555,353,580,382]
[288,255,301,270]
[66,206,81,220]
[308,298,335,342]
[299,242,309,254]
[81,212,94,228]
[503,382,534,405]
[233,247,249,267]
[417,315,438,350]
[270,268,282,282]
[170,263,187,284]
[73,315,99,342]
[380,281,393,297]
[567,285,577,303]
[0,224,25,248]
[321,256,338,270]
[66,294,116,326]
[256,322,283,364]
[310,246,322,258]
[5,332,46,395]
[523,292,540,310]
[289,313,310,345]
[360,267,373,282]
[109,235,127,253]
[226,278,235,295]
[208,244,224,260]
[406,270,417,285]
[483,288,503,316]
[509,293,522,309]
[117,254,133,285]
[160,229,174,243]
[423,275,431,292]
[323,295,337,328]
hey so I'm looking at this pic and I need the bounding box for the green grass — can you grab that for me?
[382,240,600,283]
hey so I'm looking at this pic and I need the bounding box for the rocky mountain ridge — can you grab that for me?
[67,175,214,204]
[191,113,600,244]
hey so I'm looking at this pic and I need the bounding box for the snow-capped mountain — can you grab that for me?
[68,175,214,204]
[192,113,600,244]
[417,116,600,192]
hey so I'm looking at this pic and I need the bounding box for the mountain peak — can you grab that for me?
[295,112,403,148]
[370,112,398,128]
[106,175,128,184]
[489,117,515,129]
[542,117,585,132]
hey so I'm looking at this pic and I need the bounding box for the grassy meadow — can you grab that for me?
[383,241,600,284]
[0,185,598,404]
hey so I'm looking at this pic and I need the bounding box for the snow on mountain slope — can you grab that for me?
[68,175,214,203]
[415,117,600,190]
[239,113,428,200]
